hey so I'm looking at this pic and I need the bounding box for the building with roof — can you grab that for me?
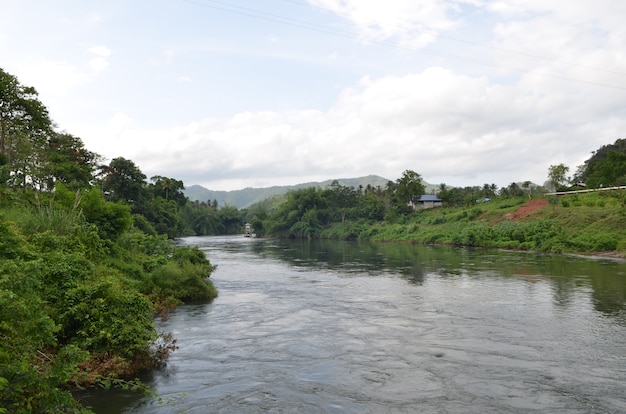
[412,194,443,210]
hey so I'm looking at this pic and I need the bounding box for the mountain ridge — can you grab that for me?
[184,175,439,209]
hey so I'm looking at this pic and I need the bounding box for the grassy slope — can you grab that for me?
[323,191,626,256]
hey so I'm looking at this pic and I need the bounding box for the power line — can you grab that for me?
[282,0,626,78]
[179,0,626,90]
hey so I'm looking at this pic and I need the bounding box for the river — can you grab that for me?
[82,236,626,413]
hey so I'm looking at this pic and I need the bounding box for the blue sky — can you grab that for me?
[2,0,626,190]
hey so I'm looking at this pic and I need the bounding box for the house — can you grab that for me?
[414,194,443,209]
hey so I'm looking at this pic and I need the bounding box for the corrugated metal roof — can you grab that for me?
[419,195,442,202]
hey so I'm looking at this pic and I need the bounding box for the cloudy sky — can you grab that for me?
[2,0,625,190]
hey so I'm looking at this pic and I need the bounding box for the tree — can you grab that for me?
[521,181,533,199]
[576,138,626,187]
[99,157,147,205]
[141,197,183,238]
[80,188,132,240]
[325,180,358,222]
[503,182,524,197]
[44,133,100,191]
[216,204,244,234]
[150,175,186,205]
[0,68,54,189]
[548,163,570,191]
[395,170,425,207]
[357,192,385,221]
[586,150,626,188]
[438,184,460,206]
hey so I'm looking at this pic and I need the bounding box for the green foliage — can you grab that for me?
[0,193,217,413]
[141,197,183,238]
[0,68,54,190]
[395,170,425,205]
[180,201,221,235]
[0,215,28,259]
[80,189,132,240]
[62,279,156,357]
[44,133,99,191]
[146,260,217,304]
[548,163,570,190]
[99,157,147,204]
[580,138,626,188]
[149,175,186,205]
[0,67,224,411]
[0,288,90,413]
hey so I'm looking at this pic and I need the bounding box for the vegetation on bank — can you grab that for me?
[255,184,626,256]
[319,191,626,255]
[1,68,219,412]
[1,65,625,412]
[0,189,217,413]
[252,141,626,257]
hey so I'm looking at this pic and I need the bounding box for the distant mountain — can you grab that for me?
[184,175,439,209]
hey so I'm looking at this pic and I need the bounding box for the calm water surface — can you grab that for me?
[83,236,626,413]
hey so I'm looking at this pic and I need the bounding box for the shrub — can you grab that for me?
[147,261,217,304]
[62,279,156,358]
[80,189,132,240]
[467,207,483,221]
[0,289,88,414]
[455,223,493,247]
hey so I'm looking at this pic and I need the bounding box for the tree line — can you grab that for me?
[1,68,221,412]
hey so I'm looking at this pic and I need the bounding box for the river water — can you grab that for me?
[83,236,626,413]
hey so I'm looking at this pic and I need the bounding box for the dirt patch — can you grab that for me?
[508,198,549,221]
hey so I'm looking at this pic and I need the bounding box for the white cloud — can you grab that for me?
[88,45,111,57]
[5,0,626,191]
[308,0,461,48]
[87,46,111,73]
[13,60,90,99]
[89,56,109,72]
[83,65,625,190]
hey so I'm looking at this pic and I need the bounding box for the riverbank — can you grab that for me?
[319,191,626,257]
[85,236,626,414]
[0,205,217,413]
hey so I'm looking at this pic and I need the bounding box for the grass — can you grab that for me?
[322,192,626,256]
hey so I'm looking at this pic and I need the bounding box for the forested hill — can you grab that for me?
[184,175,439,208]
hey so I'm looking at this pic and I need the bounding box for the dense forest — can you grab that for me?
[0,69,222,411]
[1,65,625,412]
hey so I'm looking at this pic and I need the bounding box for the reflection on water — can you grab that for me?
[251,238,626,322]
[83,236,626,413]
[256,238,626,321]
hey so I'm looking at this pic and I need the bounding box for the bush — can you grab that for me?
[62,279,156,358]
[80,189,132,240]
[147,261,217,304]
[0,289,88,414]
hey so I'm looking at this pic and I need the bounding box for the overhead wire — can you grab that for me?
[180,0,626,90]
[282,0,626,78]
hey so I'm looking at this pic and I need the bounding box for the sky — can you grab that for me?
[2,0,626,191]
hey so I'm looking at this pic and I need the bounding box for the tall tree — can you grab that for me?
[150,175,186,205]
[0,68,54,188]
[395,170,425,207]
[575,138,626,187]
[548,163,570,191]
[325,180,358,222]
[99,157,147,205]
[44,133,100,191]
[586,150,626,188]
